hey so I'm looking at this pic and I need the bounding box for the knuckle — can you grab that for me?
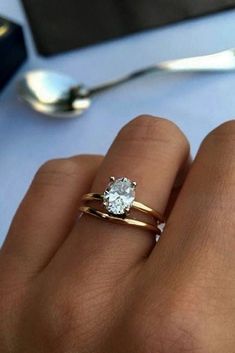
[37,282,105,350]
[34,158,81,187]
[32,290,78,351]
[156,283,222,353]
[199,120,235,202]
[38,158,79,175]
[119,115,189,151]
[204,119,235,147]
[125,283,210,353]
[124,303,198,353]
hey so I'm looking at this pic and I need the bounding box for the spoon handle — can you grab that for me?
[89,48,235,96]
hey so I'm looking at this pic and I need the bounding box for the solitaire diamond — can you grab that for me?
[103,177,136,215]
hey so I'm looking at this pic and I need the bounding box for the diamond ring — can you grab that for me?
[79,177,164,234]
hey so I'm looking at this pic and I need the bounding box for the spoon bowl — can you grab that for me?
[17,70,91,118]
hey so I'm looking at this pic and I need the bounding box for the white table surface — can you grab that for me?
[1,1,235,243]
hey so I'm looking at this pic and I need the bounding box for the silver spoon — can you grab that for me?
[17,48,235,118]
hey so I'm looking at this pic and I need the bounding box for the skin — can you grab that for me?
[0,115,234,353]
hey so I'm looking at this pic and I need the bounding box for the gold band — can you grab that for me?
[81,193,165,224]
[79,192,164,234]
[79,206,162,234]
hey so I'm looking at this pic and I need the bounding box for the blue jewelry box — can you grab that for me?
[0,17,27,91]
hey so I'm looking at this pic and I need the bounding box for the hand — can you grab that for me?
[1,116,235,353]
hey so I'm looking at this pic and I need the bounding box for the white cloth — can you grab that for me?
[1,1,235,243]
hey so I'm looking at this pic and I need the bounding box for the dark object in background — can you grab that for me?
[21,0,235,56]
[0,17,27,92]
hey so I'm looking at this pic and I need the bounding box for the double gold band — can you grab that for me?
[79,193,164,234]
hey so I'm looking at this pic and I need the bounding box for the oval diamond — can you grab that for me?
[103,177,136,215]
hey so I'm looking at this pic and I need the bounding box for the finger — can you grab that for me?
[164,154,192,219]
[0,155,103,281]
[52,116,189,278]
[149,120,235,281]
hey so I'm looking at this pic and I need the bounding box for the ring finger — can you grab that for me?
[52,116,190,276]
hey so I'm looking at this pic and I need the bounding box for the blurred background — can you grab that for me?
[1,0,235,242]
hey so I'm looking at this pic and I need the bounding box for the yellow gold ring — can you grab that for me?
[79,176,165,234]
[81,193,164,224]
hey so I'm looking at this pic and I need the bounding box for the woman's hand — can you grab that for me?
[0,116,235,353]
